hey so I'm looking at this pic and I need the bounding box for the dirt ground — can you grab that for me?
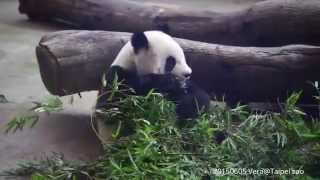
[0,0,259,175]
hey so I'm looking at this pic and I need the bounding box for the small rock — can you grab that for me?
[0,94,9,103]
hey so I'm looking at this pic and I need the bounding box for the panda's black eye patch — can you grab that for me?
[165,56,176,73]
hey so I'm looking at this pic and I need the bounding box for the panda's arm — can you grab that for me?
[102,66,140,90]
[139,73,186,96]
[96,66,139,108]
[140,74,211,121]
[175,81,210,121]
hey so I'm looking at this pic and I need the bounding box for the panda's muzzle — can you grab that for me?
[176,73,191,82]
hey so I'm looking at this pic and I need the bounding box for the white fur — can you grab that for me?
[111,31,192,79]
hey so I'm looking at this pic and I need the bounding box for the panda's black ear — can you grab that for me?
[131,32,149,54]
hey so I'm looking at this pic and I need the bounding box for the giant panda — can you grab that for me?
[97,31,210,121]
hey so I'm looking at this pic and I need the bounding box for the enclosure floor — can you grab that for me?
[0,0,257,176]
[0,0,102,174]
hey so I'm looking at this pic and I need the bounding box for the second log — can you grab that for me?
[36,30,320,104]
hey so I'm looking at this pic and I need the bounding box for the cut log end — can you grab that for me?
[36,45,63,96]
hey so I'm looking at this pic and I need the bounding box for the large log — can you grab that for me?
[20,0,320,46]
[36,30,320,104]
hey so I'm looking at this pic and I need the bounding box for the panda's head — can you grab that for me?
[130,31,192,81]
[111,31,192,81]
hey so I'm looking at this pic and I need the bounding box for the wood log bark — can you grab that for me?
[36,30,320,104]
[20,0,320,46]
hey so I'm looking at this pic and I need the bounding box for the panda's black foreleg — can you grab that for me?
[175,81,210,122]
[96,66,139,109]
[139,74,211,121]
[138,73,185,97]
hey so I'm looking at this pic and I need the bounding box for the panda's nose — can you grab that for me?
[184,73,191,79]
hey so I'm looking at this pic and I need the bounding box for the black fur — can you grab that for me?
[165,56,176,73]
[140,74,210,120]
[138,73,185,97]
[214,130,228,144]
[131,32,149,54]
[96,66,140,109]
[175,82,210,120]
